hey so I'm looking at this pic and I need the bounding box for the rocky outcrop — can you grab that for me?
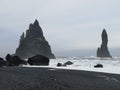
[27,55,49,65]
[0,58,7,67]
[63,61,73,66]
[15,19,55,59]
[57,63,63,67]
[56,61,73,67]
[94,64,103,68]
[6,54,27,66]
[97,29,112,58]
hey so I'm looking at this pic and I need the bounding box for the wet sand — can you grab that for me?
[0,67,120,90]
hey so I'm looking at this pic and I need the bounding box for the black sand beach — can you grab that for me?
[0,67,120,90]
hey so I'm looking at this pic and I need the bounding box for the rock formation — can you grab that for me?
[57,63,63,67]
[27,55,49,66]
[6,54,27,66]
[94,64,103,68]
[15,19,55,59]
[0,58,7,67]
[63,61,73,66]
[97,29,112,58]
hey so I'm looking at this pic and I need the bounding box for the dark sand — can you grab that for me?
[0,67,120,90]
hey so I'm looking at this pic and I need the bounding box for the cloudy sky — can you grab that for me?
[0,0,120,57]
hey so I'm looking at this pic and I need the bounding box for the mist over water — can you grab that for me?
[54,48,120,57]
[0,48,120,58]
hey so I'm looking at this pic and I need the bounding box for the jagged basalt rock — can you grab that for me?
[15,19,55,59]
[97,29,112,58]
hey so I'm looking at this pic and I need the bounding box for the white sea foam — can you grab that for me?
[24,56,120,74]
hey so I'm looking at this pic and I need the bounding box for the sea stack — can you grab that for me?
[15,19,55,59]
[97,29,112,58]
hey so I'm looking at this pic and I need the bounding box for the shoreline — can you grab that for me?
[23,64,120,75]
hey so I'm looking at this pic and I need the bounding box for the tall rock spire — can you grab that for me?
[19,32,24,44]
[97,29,112,58]
[102,29,108,44]
[15,19,55,59]
[34,19,39,26]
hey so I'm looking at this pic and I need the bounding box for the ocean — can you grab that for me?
[24,56,120,74]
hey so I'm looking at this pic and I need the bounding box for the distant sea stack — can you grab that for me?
[97,29,112,58]
[15,19,55,59]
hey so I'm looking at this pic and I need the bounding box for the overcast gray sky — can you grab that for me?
[0,0,120,57]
